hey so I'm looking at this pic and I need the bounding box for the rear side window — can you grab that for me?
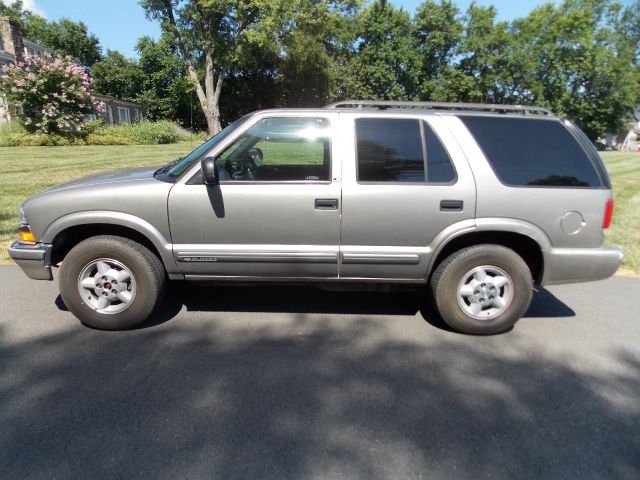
[460,116,603,187]
[423,122,456,183]
[355,118,456,183]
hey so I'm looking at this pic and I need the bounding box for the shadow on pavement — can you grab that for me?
[56,282,576,331]
[4,285,632,480]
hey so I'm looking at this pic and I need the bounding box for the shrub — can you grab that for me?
[0,120,182,146]
[181,131,208,142]
[83,119,104,135]
[101,120,181,144]
[0,131,85,146]
[0,54,102,134]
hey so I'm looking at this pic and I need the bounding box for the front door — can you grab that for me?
[168,115,341,279]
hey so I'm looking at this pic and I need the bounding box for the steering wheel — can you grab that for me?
[224,148,263,180]
[242,148,263,180]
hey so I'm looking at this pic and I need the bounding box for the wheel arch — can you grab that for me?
[44,212,181,277]
[427,219,550,285]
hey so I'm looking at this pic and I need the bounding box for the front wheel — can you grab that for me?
[59,235,166,330]
[430,244,533,335]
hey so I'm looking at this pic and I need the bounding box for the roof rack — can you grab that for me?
[324,100,555,116]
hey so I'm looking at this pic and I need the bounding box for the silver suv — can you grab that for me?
[9,101,623,334]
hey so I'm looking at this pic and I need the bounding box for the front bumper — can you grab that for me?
[8,241,53,280]
[541,246,624,286]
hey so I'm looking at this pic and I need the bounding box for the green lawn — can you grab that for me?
[602,152,640,275]
[0,143,196,262]
[0,146,637,274]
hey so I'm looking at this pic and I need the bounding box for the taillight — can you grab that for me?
[602,199,614,229]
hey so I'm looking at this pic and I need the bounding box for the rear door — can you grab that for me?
[339,114,476,280]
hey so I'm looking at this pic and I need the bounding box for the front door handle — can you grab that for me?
[315,198,339,210]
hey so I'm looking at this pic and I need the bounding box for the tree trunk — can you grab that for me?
[205,108,221,135]
[160,1,224,136]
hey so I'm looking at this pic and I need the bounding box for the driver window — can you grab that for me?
[215,117,331,182]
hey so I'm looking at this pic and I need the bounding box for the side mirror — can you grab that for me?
[201,158,218,185]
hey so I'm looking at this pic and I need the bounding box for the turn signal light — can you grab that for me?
[602,199,614,229]
[18,225,36,243]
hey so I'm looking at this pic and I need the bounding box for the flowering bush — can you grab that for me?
[0,54,102,134]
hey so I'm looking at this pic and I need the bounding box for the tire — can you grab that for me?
[59,235,166,330]
[430,244,533,335]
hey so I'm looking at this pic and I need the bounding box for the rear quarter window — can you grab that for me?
[460,116,604,188]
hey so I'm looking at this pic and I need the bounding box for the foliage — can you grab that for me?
[337,0,420,100]
[0,54,100,134]
[0,120,183,146]
[90,50,145,101]
[135,34,204,128]
[4,0,640,141]
[24,17,102,66]
[413,0,463,101]
[511,0,640,139]
[0,1,102,66]
[140,0,297,134]
[100,120,182,144]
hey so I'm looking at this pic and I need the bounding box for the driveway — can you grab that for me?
[1,265,639,479]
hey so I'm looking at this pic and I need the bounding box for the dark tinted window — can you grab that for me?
[460,116,603,187]
[356,118,425,182]
[423,121,456,183]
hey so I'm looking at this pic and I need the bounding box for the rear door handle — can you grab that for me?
[315,198,339,210]
[440,199,464,211]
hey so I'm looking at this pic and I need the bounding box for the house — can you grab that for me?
[0,16,147,125]
[92,94,147,126]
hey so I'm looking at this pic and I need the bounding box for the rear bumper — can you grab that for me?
[8,242,53,280]
[541,247,624,286]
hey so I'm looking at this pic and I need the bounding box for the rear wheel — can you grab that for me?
[430,244,533,335]
[59,235,166,330]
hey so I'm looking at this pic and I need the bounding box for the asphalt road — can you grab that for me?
[1,265,639,479]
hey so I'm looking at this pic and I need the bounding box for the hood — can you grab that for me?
[43,166,160,193]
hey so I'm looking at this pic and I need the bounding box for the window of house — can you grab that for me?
[460,116,604,187]
[117,107,131,124]
[107,106,114,124]
[355,118,456,183]
[214,117,331,182]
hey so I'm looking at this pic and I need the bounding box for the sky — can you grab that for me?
[3,0,638,58]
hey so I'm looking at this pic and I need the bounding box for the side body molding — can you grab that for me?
[41,211,182,278]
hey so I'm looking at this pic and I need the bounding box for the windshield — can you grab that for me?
[160,116,249,179]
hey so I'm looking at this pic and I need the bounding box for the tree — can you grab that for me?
[0,54,100,133]
[136,34,205,128]
[338,0,420,100]
[413,0,464,101]
[279,0,360,107]
[140,0,294,135]
[0,2,102,66]
[512,0,640,139]
[26,18,102,66]
[453,4,528,104]
[90,50,145,100]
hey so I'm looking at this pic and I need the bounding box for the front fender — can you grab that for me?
[42,211,181,277]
